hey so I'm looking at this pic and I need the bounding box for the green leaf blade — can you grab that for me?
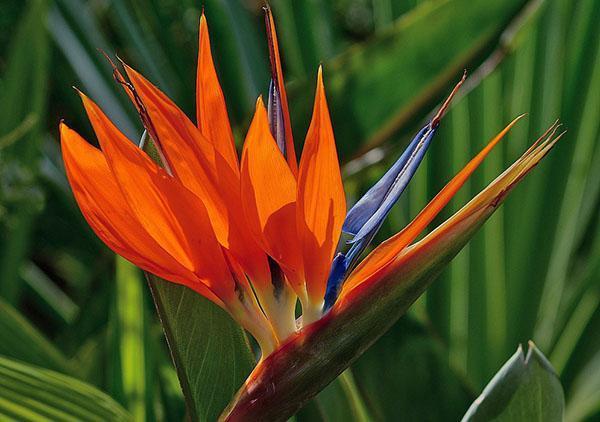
[462,342,564,422]
[0,355,131,421]
[146,274,255,421]
[0,297,71,374]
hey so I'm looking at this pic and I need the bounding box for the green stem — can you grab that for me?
[338,369,372,422]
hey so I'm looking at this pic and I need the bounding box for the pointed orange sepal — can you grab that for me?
[241,98,304,292]
[297,67,346,304]
[78,93,237,303]
[197,14,239,171]
[60,122,226,307]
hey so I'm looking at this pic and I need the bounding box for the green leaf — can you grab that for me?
[111,258,152,421]
[0,297,71,374]
[146,274,255,421]
[20,261,79,325]
[565,348,600,422]
[461,341,564,421]
[289,0,531,158]
[0,0,50,304]
[351,316,474,421]
[313,370,372,422]
[0,355,131,421]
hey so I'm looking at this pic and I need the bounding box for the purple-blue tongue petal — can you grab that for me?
[323,124,437,309]
[324,253,349,311]
[323,73,466,309]
[344,124,437,244]
[267,79,286,155]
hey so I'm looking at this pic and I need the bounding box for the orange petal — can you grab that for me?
[297,67,346,303]
[79,94,236,302]
[121,64,233,242]
[196,14,239,171]
[265,6,298,176]
[123,64,273,288]
[343,115,525,292]
[241,98,304,290]
[60,123,225,307]
[215,150,273,287]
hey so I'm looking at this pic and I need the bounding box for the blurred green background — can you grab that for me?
[0,0,598,420]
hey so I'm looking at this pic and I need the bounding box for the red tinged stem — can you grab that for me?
[431,70,467,128]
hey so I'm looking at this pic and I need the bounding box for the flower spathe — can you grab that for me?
[60,8,563,361]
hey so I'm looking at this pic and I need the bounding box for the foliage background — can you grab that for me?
[0,0,598,420]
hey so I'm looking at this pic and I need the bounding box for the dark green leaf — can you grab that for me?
[0,0,50,304]
[352,316,474,421]
[289,0,531,159]
[0,297,71,374]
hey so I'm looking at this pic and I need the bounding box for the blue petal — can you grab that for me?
[324,253,349,311]
[324,73,467,308]
[323,124,439,310]
[267,79,286,155]
[343,124,431,236]
[345,124,438,246]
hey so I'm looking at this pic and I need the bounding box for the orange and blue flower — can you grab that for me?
[60,7,562,365]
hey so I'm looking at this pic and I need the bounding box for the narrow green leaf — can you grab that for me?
[0,297,71,374]
[448,98,472,374]
[535,31,600,349]
[20,261,79,325]
[481,70,508,371]
[550,288,600,375]
[461,342,564,421]
[0,0,50,304]
[0,355,131,421]
[113,257,150,421]
[48,5,137,139]
[314,370,372,422]
[565,348,600,422]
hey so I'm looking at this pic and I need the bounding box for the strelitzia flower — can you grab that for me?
[60,7,563,420]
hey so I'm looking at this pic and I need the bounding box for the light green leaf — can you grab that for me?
[111,258,151,421]
[461,341,564,421]
[146,274,255,421]
[0,355,131,421]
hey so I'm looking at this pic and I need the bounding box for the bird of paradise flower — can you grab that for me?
[60,6,563,421]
